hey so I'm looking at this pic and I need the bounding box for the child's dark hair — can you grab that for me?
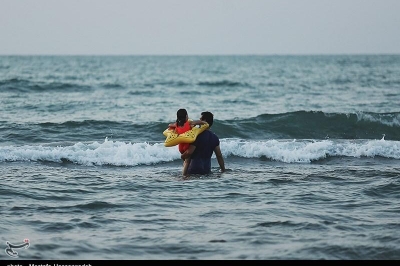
[176,109,187,127]
[200,111,214,127]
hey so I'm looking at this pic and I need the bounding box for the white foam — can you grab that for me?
[1,137,399,165]
[0,137,180,166]
[221,137,400,163]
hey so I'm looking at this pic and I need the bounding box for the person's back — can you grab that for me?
[181,111,225,176]
[187,130,220,175]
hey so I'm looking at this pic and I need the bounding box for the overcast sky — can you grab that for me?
[1,0,399,55]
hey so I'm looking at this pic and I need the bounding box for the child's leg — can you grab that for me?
[182,158,191,176]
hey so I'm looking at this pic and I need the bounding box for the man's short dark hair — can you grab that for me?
[201,111,214,127]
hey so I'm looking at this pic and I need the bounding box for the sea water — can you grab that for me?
[1,55,400,260]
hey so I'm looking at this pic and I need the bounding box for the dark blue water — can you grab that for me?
[1,55,400,260]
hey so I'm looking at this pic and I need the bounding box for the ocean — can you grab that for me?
[1,55,400,260]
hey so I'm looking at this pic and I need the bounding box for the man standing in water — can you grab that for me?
[181,111,225,176]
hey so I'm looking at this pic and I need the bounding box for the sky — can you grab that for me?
[1,0,399,55]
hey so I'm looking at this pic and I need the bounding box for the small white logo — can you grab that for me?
[5,239,30,258]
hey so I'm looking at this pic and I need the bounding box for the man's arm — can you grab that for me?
[181,144,196,160]
[214,145,225,172]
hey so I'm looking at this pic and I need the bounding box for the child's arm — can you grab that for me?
[168,122,177,128]
[189,120,206,126]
